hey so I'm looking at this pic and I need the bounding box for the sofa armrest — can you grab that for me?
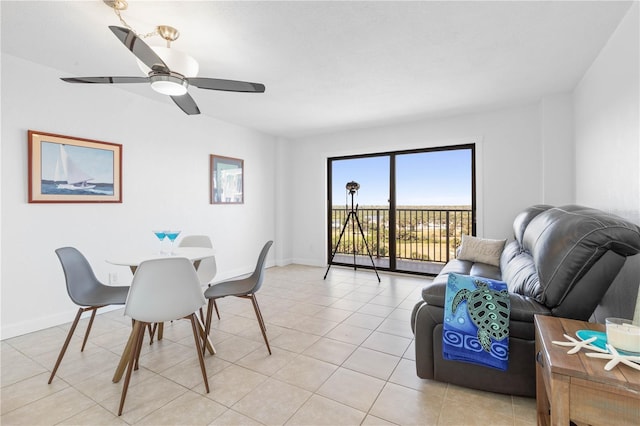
[509,292,551,322]
[422,280,447,308]
[423,259,501,303]
[435,259,502,282]
[420,280,551,324]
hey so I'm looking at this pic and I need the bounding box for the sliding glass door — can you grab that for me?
[327,144,475,275]
[328,155,390,269]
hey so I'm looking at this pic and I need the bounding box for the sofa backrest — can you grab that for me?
[512,204,553,246]
[501,205,551,300]
[501,205,640,320]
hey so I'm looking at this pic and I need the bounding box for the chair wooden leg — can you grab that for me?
[80,308,99,352]
[189,314,210,393]
[249,295,271,355]
[251,295,267,331]
[118,320,145,416]
[203,299,215,355]
[195,314,216,355]
[148,323,157,344]
[113,326,135,383]
[133,321,146,371]
[48,307,84,384]
[213,300,221,320]
[205,284,221,320]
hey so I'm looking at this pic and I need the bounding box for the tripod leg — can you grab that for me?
[324,211,355,279]
[353,214,382,282]
[351,211,357,270]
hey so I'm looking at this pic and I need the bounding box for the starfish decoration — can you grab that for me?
[586,344,640,371]
[551,334,609,354]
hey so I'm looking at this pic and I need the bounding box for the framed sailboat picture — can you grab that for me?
[28,131,122,203]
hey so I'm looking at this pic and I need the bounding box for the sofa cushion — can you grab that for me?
[457,235,506,267]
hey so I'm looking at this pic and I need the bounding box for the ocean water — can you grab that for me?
[41,181,114,196]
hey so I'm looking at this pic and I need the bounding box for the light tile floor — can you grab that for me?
[1,265,536,425]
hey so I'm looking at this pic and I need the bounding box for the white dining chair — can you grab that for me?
[117,256,209,416]
[179,235,220,320]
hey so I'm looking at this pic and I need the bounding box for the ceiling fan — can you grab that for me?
[61,24,266,115]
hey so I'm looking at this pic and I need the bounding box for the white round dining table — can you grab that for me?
[106,247,217,274]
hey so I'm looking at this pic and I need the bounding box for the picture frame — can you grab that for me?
[28,130,122,203]
[210,155,244,204]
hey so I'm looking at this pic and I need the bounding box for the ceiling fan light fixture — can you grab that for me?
[137,47,199,77]
[62,23,265,115]
[149,73,189,96]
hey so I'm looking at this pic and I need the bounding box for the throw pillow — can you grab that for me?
[457,235,506,267]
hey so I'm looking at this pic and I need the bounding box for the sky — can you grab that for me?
[331,149,472,207]
[41,142,115,184]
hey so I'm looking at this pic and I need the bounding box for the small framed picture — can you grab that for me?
[28,130,122,203]
[210,155,244,204]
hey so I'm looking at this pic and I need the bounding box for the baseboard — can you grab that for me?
[290,257,326,267]
[1,305,122,340]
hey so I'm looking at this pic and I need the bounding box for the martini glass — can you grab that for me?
[153,230,167,254]
[165,230,181,255]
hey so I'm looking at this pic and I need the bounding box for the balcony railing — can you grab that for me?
[329,207,473,267]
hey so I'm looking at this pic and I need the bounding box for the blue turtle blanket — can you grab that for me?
[442,273,510,371]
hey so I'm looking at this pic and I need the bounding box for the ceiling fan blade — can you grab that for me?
[109,26,170,73]
[171,92,200,115]
[60,76,149,84]
[187,77,266,93]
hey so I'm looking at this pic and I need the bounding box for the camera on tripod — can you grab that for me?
[346,181,360,194]
[325,180,380,282]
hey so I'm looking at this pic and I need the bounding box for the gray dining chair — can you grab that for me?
[48,247,130,384]
[179,235,220,319]
[118,256,209,415]
[204,240,273,354]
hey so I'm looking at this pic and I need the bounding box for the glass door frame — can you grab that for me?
[327,143,476,275]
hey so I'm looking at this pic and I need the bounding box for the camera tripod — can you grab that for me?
[324,185,381,282]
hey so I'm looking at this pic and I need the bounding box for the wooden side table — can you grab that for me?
[535,315,640,426]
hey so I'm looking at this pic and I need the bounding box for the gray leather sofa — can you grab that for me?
[411,205,640,397]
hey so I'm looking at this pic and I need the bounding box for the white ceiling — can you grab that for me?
[1,1,633,138]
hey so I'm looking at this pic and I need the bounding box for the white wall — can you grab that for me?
[1,54,278,338]
[275,137,295,265]
[540,93,575,205]
[574,2,639,223]
[573,2,640,320]
[286,99,575,266]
